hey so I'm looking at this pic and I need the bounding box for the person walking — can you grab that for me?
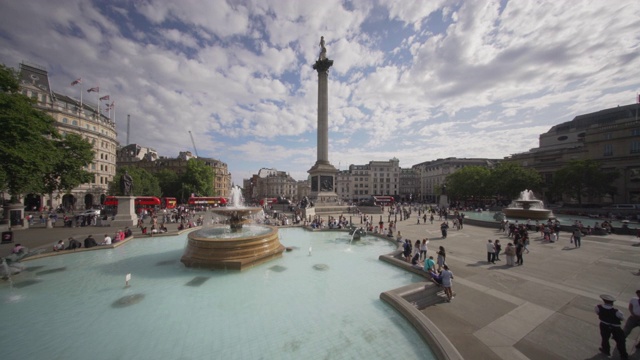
[515,241,524,266]
[486,239,496,264]
[595,294,629,359]
[441,264,454,302]
[505,243,516,266]
[623,289,640,350]
[436,246,446,271]
[494,240,502,261]
[419,239,429,261]
[572,227,582,248]
[414,240,421,257]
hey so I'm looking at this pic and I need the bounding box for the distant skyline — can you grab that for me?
[1,1,639,185]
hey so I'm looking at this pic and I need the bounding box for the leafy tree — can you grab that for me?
[42,133,95,198]
[109,166,161,197]
[445,166,492,199]
[488,162,543,200]
[551,160,619,205]
[181,158,214,198]
[155,169,181,198]
[0,64,59,202]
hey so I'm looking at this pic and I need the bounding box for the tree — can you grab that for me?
[109,166,161,197]
[181,158,214,199]
[551,160,619,205]
[155,169,181,198]
[42,133,95,198]
[488,162,543,200]
[0,64,60,202]
[445,166,492,200]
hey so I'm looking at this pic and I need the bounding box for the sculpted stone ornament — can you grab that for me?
[319,36,327,60]
[120,171,133,196]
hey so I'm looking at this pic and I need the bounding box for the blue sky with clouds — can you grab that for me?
[1,0,639,185]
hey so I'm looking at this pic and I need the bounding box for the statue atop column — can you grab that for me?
[120,171,133,196]
[319,36,327,61]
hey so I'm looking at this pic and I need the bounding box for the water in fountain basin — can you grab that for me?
[0,228,434,359]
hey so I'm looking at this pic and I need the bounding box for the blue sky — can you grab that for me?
[1,0,639,185]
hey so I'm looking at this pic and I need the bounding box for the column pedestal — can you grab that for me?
[111,196,137,228]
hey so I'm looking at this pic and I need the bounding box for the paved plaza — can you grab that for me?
[2,212,640,359]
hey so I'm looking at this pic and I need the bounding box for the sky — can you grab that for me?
[1,0,639,186]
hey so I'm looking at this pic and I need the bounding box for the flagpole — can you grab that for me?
[80,81,83,116]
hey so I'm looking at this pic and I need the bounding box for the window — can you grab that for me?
[603,144,613,156]
[633,129,640,136]
[631,141,640,154]
[604,133,612,140]
[62,117,68,123]
[72,120,78,126]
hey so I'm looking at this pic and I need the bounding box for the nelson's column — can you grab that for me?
[308,36,339,204]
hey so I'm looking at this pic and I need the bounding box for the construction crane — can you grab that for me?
[188,131,199,157]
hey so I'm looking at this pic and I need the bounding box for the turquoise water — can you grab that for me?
[0,228,434,360]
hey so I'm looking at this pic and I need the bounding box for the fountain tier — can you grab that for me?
[502,190,553,220]
[181,201,285,270]
[181,224,284,270]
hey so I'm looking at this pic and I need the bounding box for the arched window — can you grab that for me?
[72,120,78,126]
[62,118,68,124]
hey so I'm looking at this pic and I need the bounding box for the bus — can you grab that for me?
[187,197,228,207]
[161,197,177,209]
[373,196,395,206]
[103,196,161,215]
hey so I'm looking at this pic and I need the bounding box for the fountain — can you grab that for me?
[180,186,285,270]
[502,190,553,220]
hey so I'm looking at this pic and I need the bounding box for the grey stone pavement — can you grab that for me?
[3,212,640,360]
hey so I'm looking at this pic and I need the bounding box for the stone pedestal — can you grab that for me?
[439,194,449,208]
[111,196,137,228]
[3,203,25,230]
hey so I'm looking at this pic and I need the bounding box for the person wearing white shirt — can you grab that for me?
[624,289,640,349]
[101,234,112,246]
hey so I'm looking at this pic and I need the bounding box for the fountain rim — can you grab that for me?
[188,224,278,242]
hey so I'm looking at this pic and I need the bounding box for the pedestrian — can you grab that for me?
[515,241,524,266]
[595,294,629,359]
[403,240,412,262]
[572,227,582,248]
[623,289,640,350]
[436,246,446,271]
[420,239,429,261]
[494,240,502,261]
[486,239,496,264]
[441,264,454,302]
[505,243,516,266]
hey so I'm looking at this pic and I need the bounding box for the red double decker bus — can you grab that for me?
[103,196,161,214]
[161,197,177,209]
[373,196,395,206]
[187,197,227,207]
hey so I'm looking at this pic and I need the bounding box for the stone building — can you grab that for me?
[506,103,640,204]
[117,147,231,199]
[412,158,499,203]
[17,62,118,210]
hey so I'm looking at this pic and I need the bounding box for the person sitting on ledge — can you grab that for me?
[66,237,82,250]
[124,227,132,238]
[12,243,26,255]
[177,223,184,231]
[100,234,112,246]
[84,235,98,248]
[53,240,65,252]
[428,268,443,286]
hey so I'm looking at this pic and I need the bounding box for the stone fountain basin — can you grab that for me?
[181,224,284,271]
[502,208,553,220]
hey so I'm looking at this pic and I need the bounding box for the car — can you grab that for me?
[81,209,101,216]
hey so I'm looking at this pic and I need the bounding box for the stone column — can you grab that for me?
[313,59,333,165]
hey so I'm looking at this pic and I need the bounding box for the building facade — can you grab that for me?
[18,63,118,211]
[412,158,499,203]
[117,147,232,199]
[506,103,640,204]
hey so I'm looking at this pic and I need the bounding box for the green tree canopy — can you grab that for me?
[155,168,181,198]
[488,162,543,200]
[181,158,214,199]
[445,166,492,199]
[0,64,61,201]
[551,160,619,205]
[110,166,161,197]
[42,133,95,195]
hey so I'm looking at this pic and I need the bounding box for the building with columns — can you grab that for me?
[506,103,640,204]
[17,62,118,211]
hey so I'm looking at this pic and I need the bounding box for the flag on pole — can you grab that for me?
[87,86,99,93]
[71,78,82,86]
[99,95,110,101]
